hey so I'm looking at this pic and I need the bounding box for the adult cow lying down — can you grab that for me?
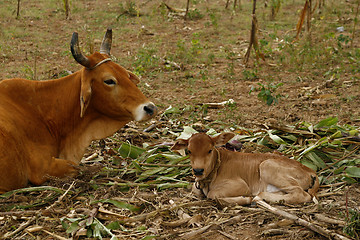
[172,132,319,205]
[0,29,157,193]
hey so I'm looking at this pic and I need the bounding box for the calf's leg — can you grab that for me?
[208,178,252,205]
[258,160,312,204]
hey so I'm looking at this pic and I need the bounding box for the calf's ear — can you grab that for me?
[213,132,235,146]
[171,139,189,151]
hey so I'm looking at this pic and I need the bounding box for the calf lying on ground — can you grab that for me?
[172,132,319,205]
[0,29,157,193]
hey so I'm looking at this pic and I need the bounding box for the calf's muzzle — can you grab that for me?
[193,168,204,176]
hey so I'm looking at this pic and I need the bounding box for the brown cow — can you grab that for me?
[172,132,319,205]
[0,29,157,193]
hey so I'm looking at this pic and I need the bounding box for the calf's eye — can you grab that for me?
[208,149,212,154]
[104,79,116,85]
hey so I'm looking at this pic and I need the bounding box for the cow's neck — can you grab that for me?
[16,72,126,163]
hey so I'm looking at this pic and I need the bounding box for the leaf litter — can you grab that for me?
[0,116,359,239]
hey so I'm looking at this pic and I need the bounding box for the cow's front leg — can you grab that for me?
[29,157,78,185]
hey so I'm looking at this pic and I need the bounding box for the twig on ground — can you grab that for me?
[42,229,69,240]
[314,213,346,226]
[45,181,75,211]
[3,216,36,238]
[253,196,352,240]
[217,230,238,240]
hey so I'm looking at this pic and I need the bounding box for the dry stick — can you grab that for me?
[244,0,265,65]
[119,200,213,223]
[351,0,360,48]
[244,0,257,64]
[45,181,75,211]
[295,0,308,39]
[184,0,190,20]
[306,0,312,41]
[181,210,262,239]
[253,197,352,240]
[42,229,69,240]
[2,216,36,239]
[16,0,20,19]
[63,0,70,20]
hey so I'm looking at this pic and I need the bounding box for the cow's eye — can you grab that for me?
[104,79,116,85]
[208,149,212,154]
[187,150,191,155]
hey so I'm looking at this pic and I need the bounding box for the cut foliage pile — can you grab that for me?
[1,117,359,239]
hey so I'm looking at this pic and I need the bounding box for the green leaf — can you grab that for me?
[141,236,157,240]
[267,131,287,145]
[0,186,66,199]
[345,166,360,178]
[66,221,80,234]
[163,105,181,115]
[106,222,124,231]
[305,152,327,169]
[300,159,318,171]
[117,142,145,159]
[177,126,198,140]
[299,137,328,156]
[315,116,338,128]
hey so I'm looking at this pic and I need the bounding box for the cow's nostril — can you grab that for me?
[193,168,204,176]
[144,104,157,116]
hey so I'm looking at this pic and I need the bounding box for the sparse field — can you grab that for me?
[0,0,359,239]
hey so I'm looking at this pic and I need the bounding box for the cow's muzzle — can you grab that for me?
[134,102,157,121]
[144,103,157,117]
[193,168,204,176]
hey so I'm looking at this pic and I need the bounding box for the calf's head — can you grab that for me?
[172,132,235,180]
[71,28,157,121]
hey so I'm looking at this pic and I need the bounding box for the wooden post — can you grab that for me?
[64,0,70,20]
[16,0,20,19]
[184,0,190,20]
[244,0,265,65]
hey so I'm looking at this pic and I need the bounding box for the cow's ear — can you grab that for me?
[171,139,189,151]
[80,72,93,118]
[213,132,235,146]
[128,71,140,85]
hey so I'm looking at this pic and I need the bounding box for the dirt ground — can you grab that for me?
[0,0,359,239]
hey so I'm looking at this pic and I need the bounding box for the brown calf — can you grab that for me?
[172,132,319,205]
[0,29,157,193]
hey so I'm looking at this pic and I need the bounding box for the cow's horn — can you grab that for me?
[100,28,112,55]
[70,32,91,68]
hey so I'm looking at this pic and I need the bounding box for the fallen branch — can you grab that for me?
[42,229,69,240]
[253,196,352,240]
[179,208,262,238]
[118,200,213,223]
[314,213,346,226]
[45,181,75,211]
[3,216,36,238]
[180,224,218,239]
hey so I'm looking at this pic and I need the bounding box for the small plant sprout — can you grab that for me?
[249,81,284,105]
